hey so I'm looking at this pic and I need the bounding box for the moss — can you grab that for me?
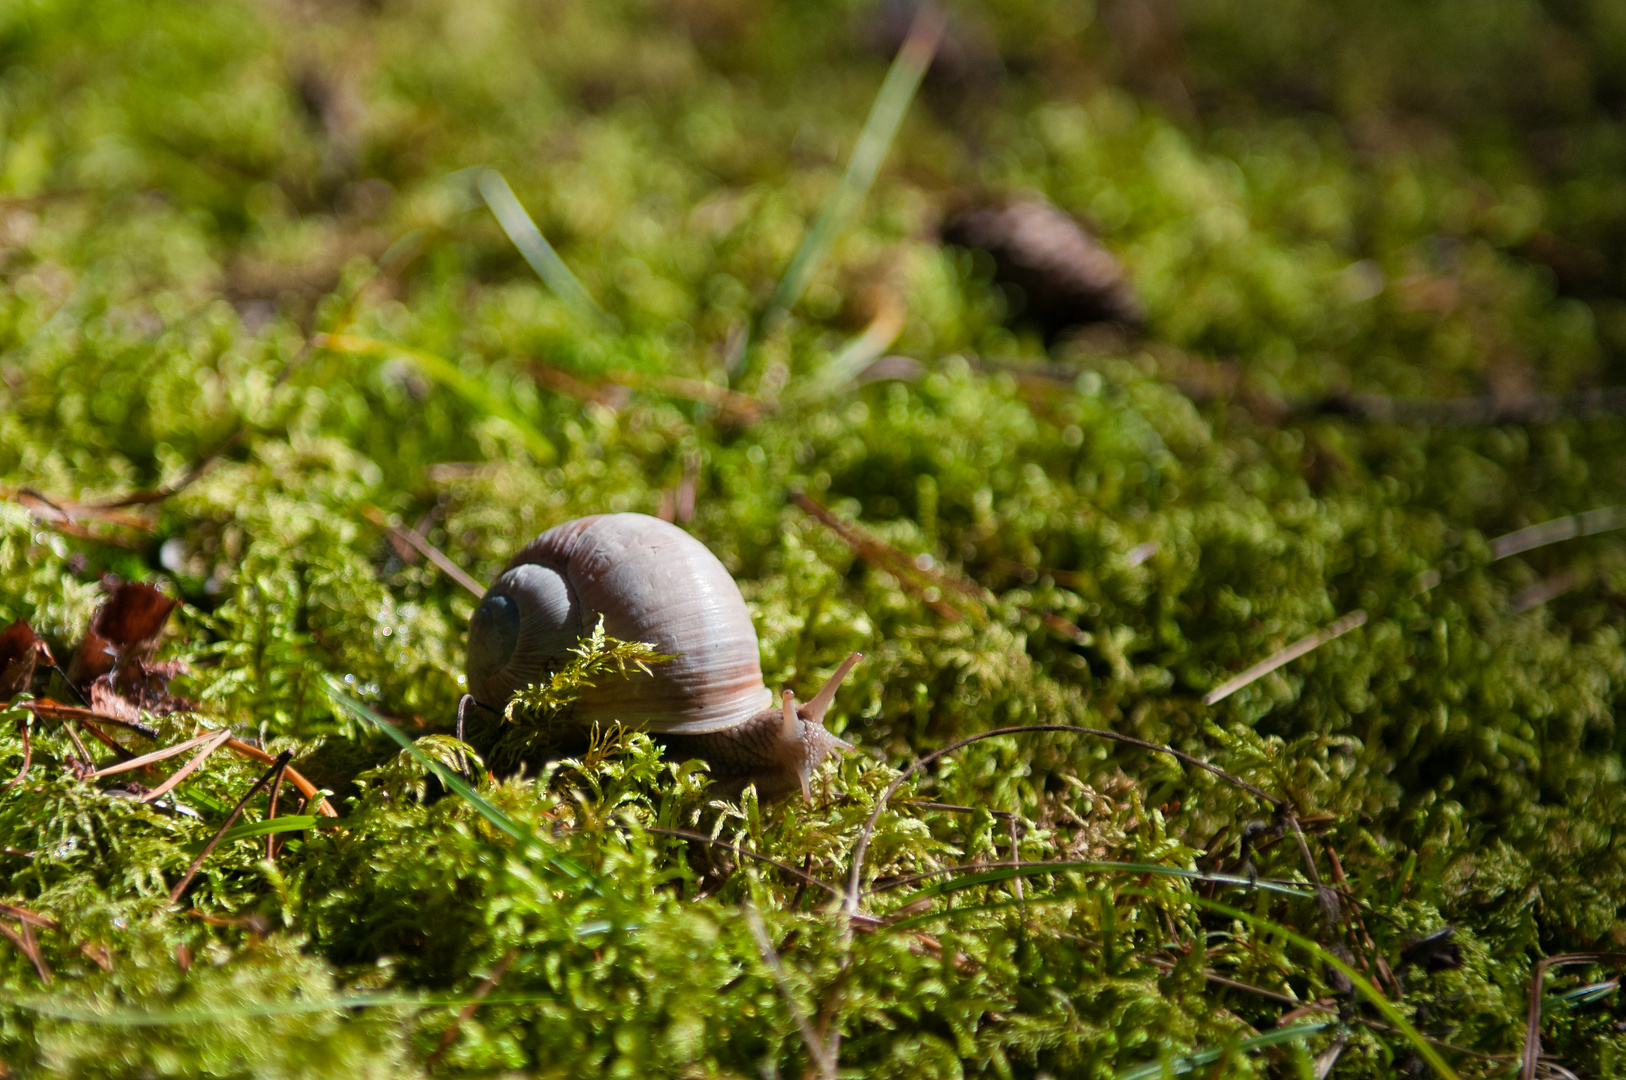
[3,0,1626,1074]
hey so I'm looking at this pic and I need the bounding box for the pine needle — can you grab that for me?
[1203,611,1367,706]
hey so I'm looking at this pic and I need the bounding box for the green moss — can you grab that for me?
[3,0,1626,1075]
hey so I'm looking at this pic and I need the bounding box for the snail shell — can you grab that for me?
[465,513,859,799]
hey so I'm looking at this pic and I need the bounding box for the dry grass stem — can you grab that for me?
[425,949,519,1069]
[1491,507,1626,560]
[363,506,486,597]
[141,728,233,804]
[1203,611,1367,706]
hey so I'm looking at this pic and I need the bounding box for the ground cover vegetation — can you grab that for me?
[1,0,1626,1075]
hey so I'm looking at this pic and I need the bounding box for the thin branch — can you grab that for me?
[20,700,159,739]
[744,906,837,1080]
[425,949,518,1069]
[68,714,136,763]
[600,370,763,423]
[1203,611,1366,706]
[168,751,292,904]
[0,903,59,930]
[223,738,336,817]
[844,724,1282,927]
[264,761,286,862]
[362,506,486,597]
[0,920,51,984]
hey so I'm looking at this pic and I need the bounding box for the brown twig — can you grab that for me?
[20,700,159,739]
[223,738,335,817]
[1203,611,1367,706]
[362,506,486,597]
[0,903,59,931]
[168,751,292,904]
[602,370,763,424]
[843,724,1282,928]
[0,920,51,984]
[425,949,519,1069]
[59,720,93,768]
[792,491,985,620]
[1521,952,1626,1080]
[265,763,286,862]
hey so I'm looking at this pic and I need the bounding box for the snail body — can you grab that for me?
[465,513,859,800]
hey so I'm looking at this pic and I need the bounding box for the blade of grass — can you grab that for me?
[1116,1023,1333,1080]
[884,859,1315,906]
[478,169,616,331]
[179,814,341,854]
[321,676,593,884]
[316,334,557,465]
[765,4,944,317]
[782,291,908,405]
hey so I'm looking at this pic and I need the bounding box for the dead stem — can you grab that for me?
[1521,952,1626,1080]
[1204,611,1367,706]
[425,949,519,1070]
[141,728,234,805]
[791,490,985,620]
[1491,507,1626,561]
[0,919,51,984]
[363,506,486,597]
[224,738,336,817]
[168,751,292,905]
[265,761,286,862]
[21,700,159,739]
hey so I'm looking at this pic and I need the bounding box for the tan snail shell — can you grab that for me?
[465,513,860,800]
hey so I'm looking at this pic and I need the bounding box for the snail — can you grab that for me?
[463,513,861,801]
